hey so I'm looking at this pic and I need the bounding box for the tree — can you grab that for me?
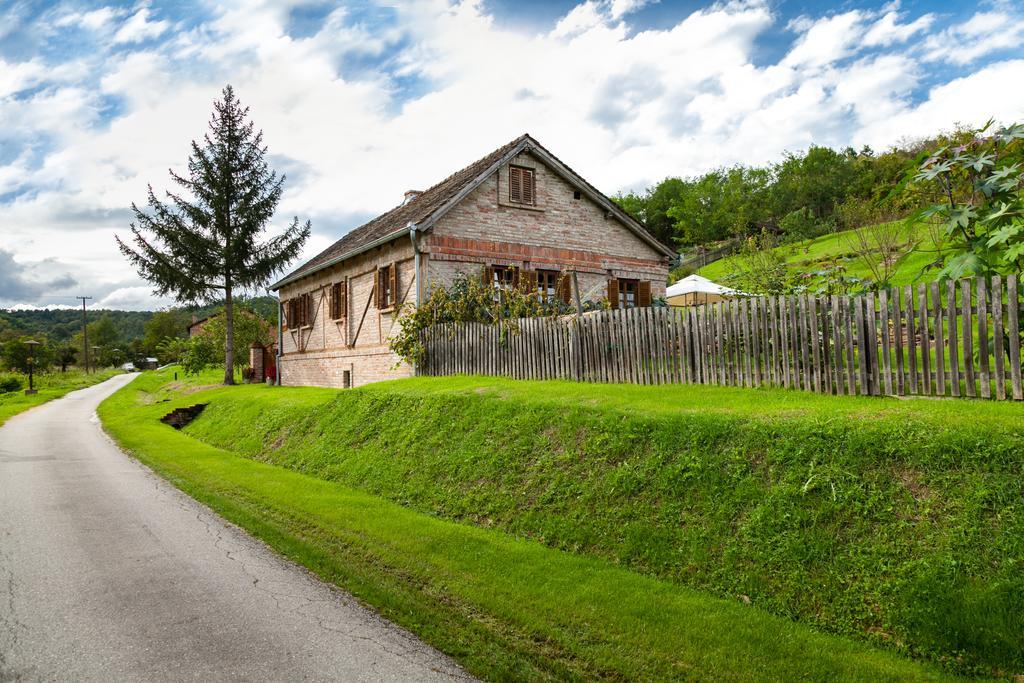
[2,338,54,374]
[117,85,310,385]
[143,309,188,356]
[908,121,1024,280]
[56,346,77,372]
[180,307,273,376]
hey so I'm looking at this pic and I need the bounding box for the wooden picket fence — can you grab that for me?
[418,275,1024,400]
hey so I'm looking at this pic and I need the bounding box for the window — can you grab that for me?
[573,190,581,200]
[286,293,313,328]
[330,280,347,320]
[536,270,560,302]
[377,263,399,310]
[618,279,638,309]
[489,265,517,290]
[509,165,535,204]
[608,279,652,309]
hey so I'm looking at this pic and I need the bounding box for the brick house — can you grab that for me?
[271,134,674,388]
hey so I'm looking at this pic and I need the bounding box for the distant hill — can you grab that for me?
[0,295,279,344]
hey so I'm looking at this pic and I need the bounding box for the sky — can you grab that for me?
[1,0,1023,311]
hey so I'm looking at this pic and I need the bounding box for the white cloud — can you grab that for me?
[1,0,1023,309]
[112,7,170,44]
[922,10,1024,65]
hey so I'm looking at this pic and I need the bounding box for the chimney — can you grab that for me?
[191,314,198,324]
[403,190,422,205]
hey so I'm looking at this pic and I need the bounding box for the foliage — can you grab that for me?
[614,132,970,250]
[779,207,830,242]
[143,310,189,355]
[843,221,909,288]
[721,232,795,295]
[0,374,22,393]
[55,345,77,372]
[0,308,150,346]
[908,121,1024,280]
[390,270,600,366]
[156,336,189,365]
[100,368,969,681]
[117,85,309,385]
[1,338,55,373]
[180,307,272,376]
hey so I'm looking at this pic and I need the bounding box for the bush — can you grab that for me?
[779,207,832,242]
[0,375,22,393]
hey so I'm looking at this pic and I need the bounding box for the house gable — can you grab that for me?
[272,134,672,291]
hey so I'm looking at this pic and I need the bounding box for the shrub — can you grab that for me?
[0,375,23,393]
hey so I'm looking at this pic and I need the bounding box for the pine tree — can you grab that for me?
[118,85,310,385]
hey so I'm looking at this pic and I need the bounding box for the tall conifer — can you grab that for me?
[119,85,309,384]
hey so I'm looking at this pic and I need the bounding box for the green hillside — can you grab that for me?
[699,221,941,289]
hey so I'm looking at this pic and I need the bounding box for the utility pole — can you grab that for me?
[76,296,92,373]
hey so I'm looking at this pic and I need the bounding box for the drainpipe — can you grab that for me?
[408,221,421,376]
[408,221,421,305]
[276,298,283,386]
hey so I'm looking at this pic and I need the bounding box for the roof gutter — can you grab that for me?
[270,227,410,291]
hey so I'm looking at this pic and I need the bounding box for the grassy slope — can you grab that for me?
[0,368,120,427]
[185,374,1024,678]
[700,221,938,286]
[98,369,968,682]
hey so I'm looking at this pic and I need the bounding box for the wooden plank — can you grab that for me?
[820,296,832,394]
[729,300,740,386]
[892,289,905,395]
[844,296,857,394]
[905,286,918,395]
[1009,274,1022,400]
[946,279,960,397]
[831,295,844,394]
[866,292,880,395]
[788,295,800,389]
[993,275,1006,400]
[977,277,990,399]
[779,296,790,388]
[855,295,869,395]
[879,289,893,395]
[918,285,931,396]
[808,296,821,393]
[797,295,809,391]
[931,282,945,396]
[961,279,976,397]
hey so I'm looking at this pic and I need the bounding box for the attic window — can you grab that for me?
[509,165,535,205]
[573,190,581,200]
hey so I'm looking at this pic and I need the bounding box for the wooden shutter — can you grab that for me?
[556,273,571,304]
[482,265,494,286]
[607,279,619,309]
[389,262,399,307]
[509,167,522,203]
[282,299,291,329]
[637,281,652,308]
[375,268,384,309]
[522,168,534,204]
[302,293,312,326]
[339,279,348,319]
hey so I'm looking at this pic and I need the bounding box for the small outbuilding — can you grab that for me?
[666,274,741,307]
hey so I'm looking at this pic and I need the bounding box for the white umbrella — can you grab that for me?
[666,274,741,299]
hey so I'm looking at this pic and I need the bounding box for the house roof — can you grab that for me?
[271,134,674,290]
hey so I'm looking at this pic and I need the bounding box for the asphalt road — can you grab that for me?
[0,375,470,682]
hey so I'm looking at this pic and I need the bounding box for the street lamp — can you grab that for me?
[24,340,40,395]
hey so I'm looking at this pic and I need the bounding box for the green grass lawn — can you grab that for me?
[700,221,941,287]
[100,369,1023,680]
[0,368,121,427]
